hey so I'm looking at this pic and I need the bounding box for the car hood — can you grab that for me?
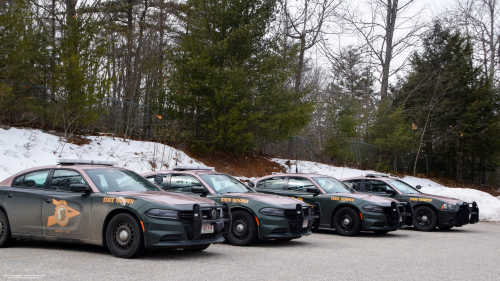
[107,191,216,205]
[328,192,399,204]
[222,193,306,205]
[408,193,462,204]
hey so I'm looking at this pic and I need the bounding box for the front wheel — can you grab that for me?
[0,210,14,248]
[413,206,438,231]
[225,210,258,246]
[106,213,145,258]
[333,207,361,236]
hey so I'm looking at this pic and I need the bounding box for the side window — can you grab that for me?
[366,180,394,193]
[260,177,285,190]
[12,170,50,188]
[170,174,203,192]
[51,170,86,191]
[257,180,266,188]
[343,180,361,191]
[287,177,315,192]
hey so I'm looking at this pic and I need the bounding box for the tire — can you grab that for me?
[183,244,210,251]
[0,210,14,248]
[225,210,258,246]
[373,230,390,234]
[106,213,145,258]
[333,207,361,236]
[413,206,438,231]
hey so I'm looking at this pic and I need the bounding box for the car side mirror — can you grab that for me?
[307,187,319,194]
[154,176,164,184]
[69,183,90,192]
[191,186,206,193]
[248,181,255,187]
[386,189,397,196]
[416,185,422,190]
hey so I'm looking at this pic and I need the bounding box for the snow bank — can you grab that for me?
[0,127,205,181]
[271,158,500,222]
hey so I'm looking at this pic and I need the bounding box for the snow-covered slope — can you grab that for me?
[272,159,500,222]
[0,127,204,180]
[1,127,499,221]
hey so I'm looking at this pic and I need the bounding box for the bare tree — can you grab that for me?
[280,0,340,94]
[338,0,424,100]
[453,0,500,83]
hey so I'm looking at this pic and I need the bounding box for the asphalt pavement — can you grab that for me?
[1,222,499,281]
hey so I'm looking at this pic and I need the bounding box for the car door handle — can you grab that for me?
[6,193,13,198]
[44,199,52,203]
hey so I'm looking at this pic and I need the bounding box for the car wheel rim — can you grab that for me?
[416,211,432,227]
[338,212,354,232]
[0,218,4,239]
[232,217,250,240]
[113,221,134,250]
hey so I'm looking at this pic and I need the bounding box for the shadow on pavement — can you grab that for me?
[312,228,410,238]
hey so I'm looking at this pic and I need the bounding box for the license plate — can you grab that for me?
[202,223,214,234]
[303,219,309,228]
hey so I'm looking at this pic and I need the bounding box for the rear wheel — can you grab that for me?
[333,207,361,236]
[183,244,210,251]
[0,210,14,248]
[413,206,438,231]
[225,210,258,246]
[106,213,145,258]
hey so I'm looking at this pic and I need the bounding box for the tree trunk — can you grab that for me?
[380,0,398,100]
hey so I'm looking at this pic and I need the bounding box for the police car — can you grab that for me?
[0,160,230,258]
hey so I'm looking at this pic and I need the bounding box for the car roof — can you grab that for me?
[254,173,331,181]
[142,170,220,177]
[342,176,397,181]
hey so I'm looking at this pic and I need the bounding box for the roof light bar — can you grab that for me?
[57,159,117,166]
[173,165,215,171]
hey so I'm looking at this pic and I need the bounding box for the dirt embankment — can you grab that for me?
[186,151,285,179]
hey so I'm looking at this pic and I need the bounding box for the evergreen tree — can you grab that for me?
[395,22,500,182]
[167,0,313,152]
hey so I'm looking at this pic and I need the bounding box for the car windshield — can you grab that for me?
[199,174,252,194]
[311,177,353,193]
[388,180,421,194]
[85,169,160,192]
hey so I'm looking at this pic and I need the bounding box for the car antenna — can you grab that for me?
[295,161,298,173]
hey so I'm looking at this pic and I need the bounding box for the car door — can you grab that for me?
[282,177,317,203]
[42,169,92,241]
[2,169,49,235]
[253,177,286,195]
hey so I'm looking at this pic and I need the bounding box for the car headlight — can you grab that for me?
[441,203,455,211]
[362,205,384,213]
[146,209,179,220]
[259,208,285,217]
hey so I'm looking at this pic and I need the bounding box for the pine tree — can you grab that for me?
[395,22,500,182]
[167,0,313,152]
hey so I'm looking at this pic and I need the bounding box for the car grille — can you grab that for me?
[283,205,311,234]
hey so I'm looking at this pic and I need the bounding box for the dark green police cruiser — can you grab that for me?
[0,160,230,258]
[341,175,479,231]
[142,167,320,246]
[251,173,413,236]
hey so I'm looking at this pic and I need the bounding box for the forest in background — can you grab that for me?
[1,0,500,186]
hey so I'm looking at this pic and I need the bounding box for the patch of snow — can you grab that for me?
[270,158,500,222]
[0,127,206,181]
